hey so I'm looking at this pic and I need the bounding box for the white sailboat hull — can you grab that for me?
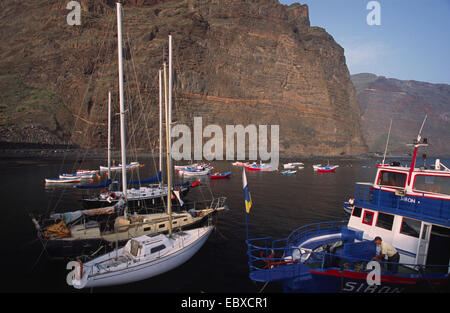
[73,226,213,289]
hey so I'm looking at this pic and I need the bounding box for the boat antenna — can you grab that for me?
[382,119,392,165]
[407,114,428,185]
[416,114,427,144]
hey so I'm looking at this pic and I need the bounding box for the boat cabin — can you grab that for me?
[348,158,450,272]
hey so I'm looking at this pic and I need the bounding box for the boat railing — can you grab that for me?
[247,234,450,283]
[354,183,450,226]
[209,196,227,210]
[297,249,450,279]
[246,221,347,282]
[286,221,347,245]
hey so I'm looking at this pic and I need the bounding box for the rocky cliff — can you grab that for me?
[352,73,450,156]
[0,0,368,157]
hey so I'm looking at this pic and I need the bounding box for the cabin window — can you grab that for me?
[377,171,407,188]
[352,206,362,218]
[158,224,165,229]
[362,210,374,225]
[413,175,450,195]
[400,217,421,238]
[144,227,151,231]
[150,244,165,254]
[375,212,394,231]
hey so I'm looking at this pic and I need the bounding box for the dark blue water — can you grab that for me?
[0,155,432,293]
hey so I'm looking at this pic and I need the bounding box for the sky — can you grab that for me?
[280,0,450,84]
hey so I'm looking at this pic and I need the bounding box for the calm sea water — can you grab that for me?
[0,154,441,293]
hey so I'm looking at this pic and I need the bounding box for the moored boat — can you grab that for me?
[70,225,214,289]
[232,161,249,167]
[316,165,338,173]
[245,124,450,293]
[45,177,81,184]
[210,171,231,179]
[280,170,296,175]
[99,161,140,172]
[283,162,304,169]
[245,162,273,171]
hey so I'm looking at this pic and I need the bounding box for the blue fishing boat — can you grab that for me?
[245,124,450,293]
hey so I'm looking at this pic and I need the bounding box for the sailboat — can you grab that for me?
[70,20,214,288]
[32,8,225,261]
[79,90,187,210]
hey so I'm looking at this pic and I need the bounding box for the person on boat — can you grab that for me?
[372,236,400,273]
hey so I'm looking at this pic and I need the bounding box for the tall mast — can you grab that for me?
[107,91,112,180]
[164,62,172,237]
[117,2,128,215]
[382,119,392,166]
[168,34,173,182]
[159,69,163,186]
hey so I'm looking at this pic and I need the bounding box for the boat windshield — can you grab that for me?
[413,174,450,195]
[377,170,407,188]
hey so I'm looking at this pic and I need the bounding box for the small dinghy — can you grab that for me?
[280,170,296,175]
[210,171,231,179]
[99,162,140,172]
[283,162,303,169]
[244,163,273,171]
[232,162,249,167]
[316,165,338,173]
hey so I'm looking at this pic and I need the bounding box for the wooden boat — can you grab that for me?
[210,171,231,179]
[33,196,227,260]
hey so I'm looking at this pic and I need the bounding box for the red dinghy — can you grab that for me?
[210,171,231,180]
[316,165,338,173]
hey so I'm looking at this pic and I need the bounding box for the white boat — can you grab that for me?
[76,169,99,175]
[232,161,249,167]
[45,177,81,184]
[68,22,215,288]
[283,162,304,169]
[71,225,214,288]
[174,163,198,170]
[280,170,297,175]
[59,173,93,179]
[181,168,211,176]
[99,162,140,172]
[312,164,322,171]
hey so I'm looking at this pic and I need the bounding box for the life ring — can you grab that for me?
[108,192,117,200]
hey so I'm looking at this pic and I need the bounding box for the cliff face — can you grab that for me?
[0,0,367,157]
[352,73,450,156]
